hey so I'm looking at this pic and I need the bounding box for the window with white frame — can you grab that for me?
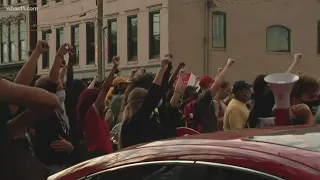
[212,11,226,48]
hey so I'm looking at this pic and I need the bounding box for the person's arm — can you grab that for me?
[213,100,220,118]
[170,69,184,108]
[128,69,138,81]
[0,78,60,109]
[59,64,67,83]
[305,114,314,125]
[10,41,49,115]
[14,41,48,85]
[49,43,70,83]
[88,76,99,89]
[6,109,50,138]
[223,95,233,106]
[65,51,76,127]
[93,57,119,114]
[215,68,223,78]
[129,58,169,122]
[168,62,185,90]
[105,109,113,124]
[286,53,301,73]
[161,61,172,99]
[227,109,246,130]
[210,58,235,96]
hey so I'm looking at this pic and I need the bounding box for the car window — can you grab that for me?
[245,126,320,152]
[83,162,281,180]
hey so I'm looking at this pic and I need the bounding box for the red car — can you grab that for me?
[48,125,320,180]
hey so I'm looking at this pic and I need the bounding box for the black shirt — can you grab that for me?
[32,81,69,165]
[196,91,218,132]
[164,104,185,138]
[248,90,275,128]
[121,83,165,148]
[0,103,13,140]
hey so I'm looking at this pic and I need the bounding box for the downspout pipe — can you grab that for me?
[203,0,208,75]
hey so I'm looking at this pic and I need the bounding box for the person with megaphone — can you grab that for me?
[260,73,316,127]
[248,53,302,128]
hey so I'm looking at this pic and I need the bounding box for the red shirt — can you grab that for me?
[85,104,112,153]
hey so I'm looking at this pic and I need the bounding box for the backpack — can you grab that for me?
[184,100,215,133]
[183,100,198,130]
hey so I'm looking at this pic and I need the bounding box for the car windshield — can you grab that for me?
[244,127,320,152]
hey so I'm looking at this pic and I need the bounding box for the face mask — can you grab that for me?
[56,90,66,103]
[303,100,319,115]
[157,98,163,108]
[242,93,251,101]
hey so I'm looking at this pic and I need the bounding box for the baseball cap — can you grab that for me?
[199,76,214,88]
[232,80,253,93]
[112,77,130,86]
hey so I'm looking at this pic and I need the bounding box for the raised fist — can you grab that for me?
[294,53,302,61]
[161,57,170,70]
[178,62,186,69]
[57,43,71,56]
[165,53,173,59]
[113,56,120,67]
[179,69,185,75]
[227,58,235,67]
[131,68,138,74]
[35,40,49,54]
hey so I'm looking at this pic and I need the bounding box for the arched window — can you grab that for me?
[266,25,291,52]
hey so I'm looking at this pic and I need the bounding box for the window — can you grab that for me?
[212,11,226,48]
[9,22,15,62]
[127,15,138,61]
[56,0,62,2]
[1,24,8,63]
[149,11,160,59]
[85,161,281,180]
[266,25,291,52]
[42,0,47,5]
[56,28,64,52]
[8,0,11,5]
[107,19,117,63]
[42,30,50,69]
[317,21,320,54]
[17,0,21,3]
[71,25,80,65]
[2,0,8,6]
[86,22,95,64]
[18,19,25,61]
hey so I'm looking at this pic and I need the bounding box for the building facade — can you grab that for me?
[208,0,320,82]
[0,0,37,79]
[36,0,97,79]
[36,0,320,82]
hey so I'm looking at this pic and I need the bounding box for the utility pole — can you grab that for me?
[96,0,105,78]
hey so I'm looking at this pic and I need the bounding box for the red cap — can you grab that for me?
[199,76,214,87]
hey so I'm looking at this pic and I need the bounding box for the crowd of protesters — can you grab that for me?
[0,40,319,180]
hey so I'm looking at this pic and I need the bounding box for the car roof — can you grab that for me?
[49,125,320,180]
